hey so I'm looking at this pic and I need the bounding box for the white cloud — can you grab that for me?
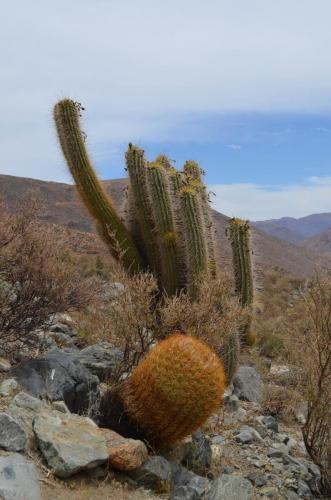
[227,144,242,151]
[210,177,331,220]
[1,0,331,180]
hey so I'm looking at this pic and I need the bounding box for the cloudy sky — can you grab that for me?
[2,0,331,220]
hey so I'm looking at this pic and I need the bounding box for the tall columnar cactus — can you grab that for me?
[99,334,225,447]
[53,99,220,298]
[228,218,255,344]
[219,329,240,386]
[53,100,143,273]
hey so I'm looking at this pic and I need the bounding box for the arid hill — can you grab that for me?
[1,174,330,278]
[300,227,331,256]
[253,212,331,244]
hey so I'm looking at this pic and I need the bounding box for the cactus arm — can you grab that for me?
[146,162,180,295]
[228,218,254,343]
[53,99,143,273]
[180,186,209,297]
[125,144,162,279]
[184,161,217,278]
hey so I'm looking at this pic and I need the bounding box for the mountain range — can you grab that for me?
[0,174,330,278]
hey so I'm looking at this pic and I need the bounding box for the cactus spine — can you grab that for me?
[53,100,143,273]
[120,334,225,447]
[228,218,254,344]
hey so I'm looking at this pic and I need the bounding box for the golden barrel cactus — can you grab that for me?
[120,333,226,447]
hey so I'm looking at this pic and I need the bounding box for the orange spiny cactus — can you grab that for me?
[120,333,226,447]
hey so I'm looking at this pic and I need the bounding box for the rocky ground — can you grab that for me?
[0,316,323,499]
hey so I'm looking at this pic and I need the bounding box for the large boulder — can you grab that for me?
[11,349,99,413]
[66,342,123,380]
[0,453,40,500]
[233,366,263,403]
[33,410,108,478]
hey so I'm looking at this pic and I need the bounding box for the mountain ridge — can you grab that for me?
[1,173,330,278]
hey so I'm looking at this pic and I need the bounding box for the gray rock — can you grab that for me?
[0,413,26,451]
[11,349,99,413]
[33,410,108,477]
[296,479,312,498]
[51,400,70,413]
[224,394,239,412]
[128,456,172,494]
[0,378,18,397]
[259,486,279,497]
[208,475,254,500]
[0,358,11,372]
[182,430,212,475]
[285,490,300,500]
[262,416,278,433]
[49,322,75,336]
[0,453,40,500]
[171,463,211,499]
[235,426,264,444]
[7,392,46,449]
[233,366,263,403]
[68,342,123,380]
[246,471,267,487]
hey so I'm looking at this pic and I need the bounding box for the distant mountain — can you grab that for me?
[0,173,330,278]
[301,228,331,256]
[253,213,331,244]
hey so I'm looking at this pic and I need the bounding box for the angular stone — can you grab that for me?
[235,426,264,444]
[51,400,70,413]
[233,366,263,403]
[69,342,124,380]
[171,463,211,499]
[128,456,172,494]
[223,394,239,412]
[0,378,18,397]
[49,322,75,336]
[11,349,99,413]
[7,392,47,450]
[33,410,108,477]
[0,413,26,451]
[208,475,254,500]
[246,471,267,487]
[0,358,11,372]
[182,430,212,475]
[98,428,148,471]
[0,453,40,500]
[262,415,278,433]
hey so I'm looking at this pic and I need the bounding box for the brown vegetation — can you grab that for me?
[0,196,98,355]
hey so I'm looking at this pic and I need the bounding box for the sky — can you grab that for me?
[1,0,331,220]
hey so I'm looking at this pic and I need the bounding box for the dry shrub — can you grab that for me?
[75,268,159,381]
[289,275,331,496]
[74,270,243,382]
[159,273,245,353]
[262,383,303,423]
[0,196,98,355]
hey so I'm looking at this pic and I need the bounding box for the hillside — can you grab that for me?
[0,173,330,278]
[253,212,331,244]
[301,227,331,256]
